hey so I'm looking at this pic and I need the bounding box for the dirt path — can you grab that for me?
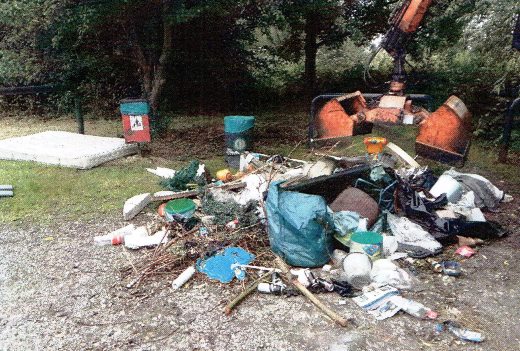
[1,198,519,351]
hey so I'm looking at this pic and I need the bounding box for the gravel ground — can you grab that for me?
[1,198,519,351]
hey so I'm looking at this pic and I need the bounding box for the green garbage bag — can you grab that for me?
[266,181,334,267]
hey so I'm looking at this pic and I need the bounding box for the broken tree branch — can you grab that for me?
[275,257,349,328]
[224,271,272,315]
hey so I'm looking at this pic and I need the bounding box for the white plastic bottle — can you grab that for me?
[94,224,136,246]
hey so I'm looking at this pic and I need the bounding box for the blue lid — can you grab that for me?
[120,99,150,115]
[224,116,255,133]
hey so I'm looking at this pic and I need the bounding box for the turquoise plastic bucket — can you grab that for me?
[120,99,150,115]
[224,116,255,134]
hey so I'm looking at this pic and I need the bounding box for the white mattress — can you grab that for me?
[0,131,139,169]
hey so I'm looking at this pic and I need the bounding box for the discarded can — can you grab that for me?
[427,258,443,273]
[257,282,285,295]
[441,261,462,276]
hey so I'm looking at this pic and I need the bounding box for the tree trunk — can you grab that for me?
[304,11,319,99]
[128,3,173,119]
[149,3,173,116]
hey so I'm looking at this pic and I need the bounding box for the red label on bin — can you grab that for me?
[122,114,151,143]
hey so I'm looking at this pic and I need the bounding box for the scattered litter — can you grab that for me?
[146,166,176,179]
[390,296,437,319]
[387,212,442,258]
[352,285,399,310]
[444,169,504,209]
[94,224,136,245]
[196,247,255,283]
[455,245,476,258]
[124,228,169,249]
[441,261,462,276]
[96,144,510,331]
[436,321,485,343]
[171,266,196,290]
[370,259,417,290]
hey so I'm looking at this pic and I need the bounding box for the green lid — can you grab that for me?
[165,198,196,215]
[350,231,383,245]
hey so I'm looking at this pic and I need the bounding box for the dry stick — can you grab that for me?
[274,257,349,328]
[224,271,272,315]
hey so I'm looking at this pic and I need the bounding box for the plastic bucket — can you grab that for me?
[342,252,372,288]
[429,175,463,203]
[224,116,255,168]
[350,231,383,261]
[164,198,196,222]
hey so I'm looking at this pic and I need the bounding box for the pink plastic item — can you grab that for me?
[455,245,476,258]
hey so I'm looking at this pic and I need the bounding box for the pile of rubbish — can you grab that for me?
[94,142,512,343]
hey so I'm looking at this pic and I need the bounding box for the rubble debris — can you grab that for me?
[146,166,176,179]
[171,266,196,290]
[436,321,485,343]
[196,247,255,283]
[123,193,152,220]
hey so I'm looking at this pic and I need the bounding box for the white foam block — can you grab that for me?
[0,131,138,169]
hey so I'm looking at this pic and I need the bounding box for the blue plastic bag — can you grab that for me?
[266,181,334,267]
